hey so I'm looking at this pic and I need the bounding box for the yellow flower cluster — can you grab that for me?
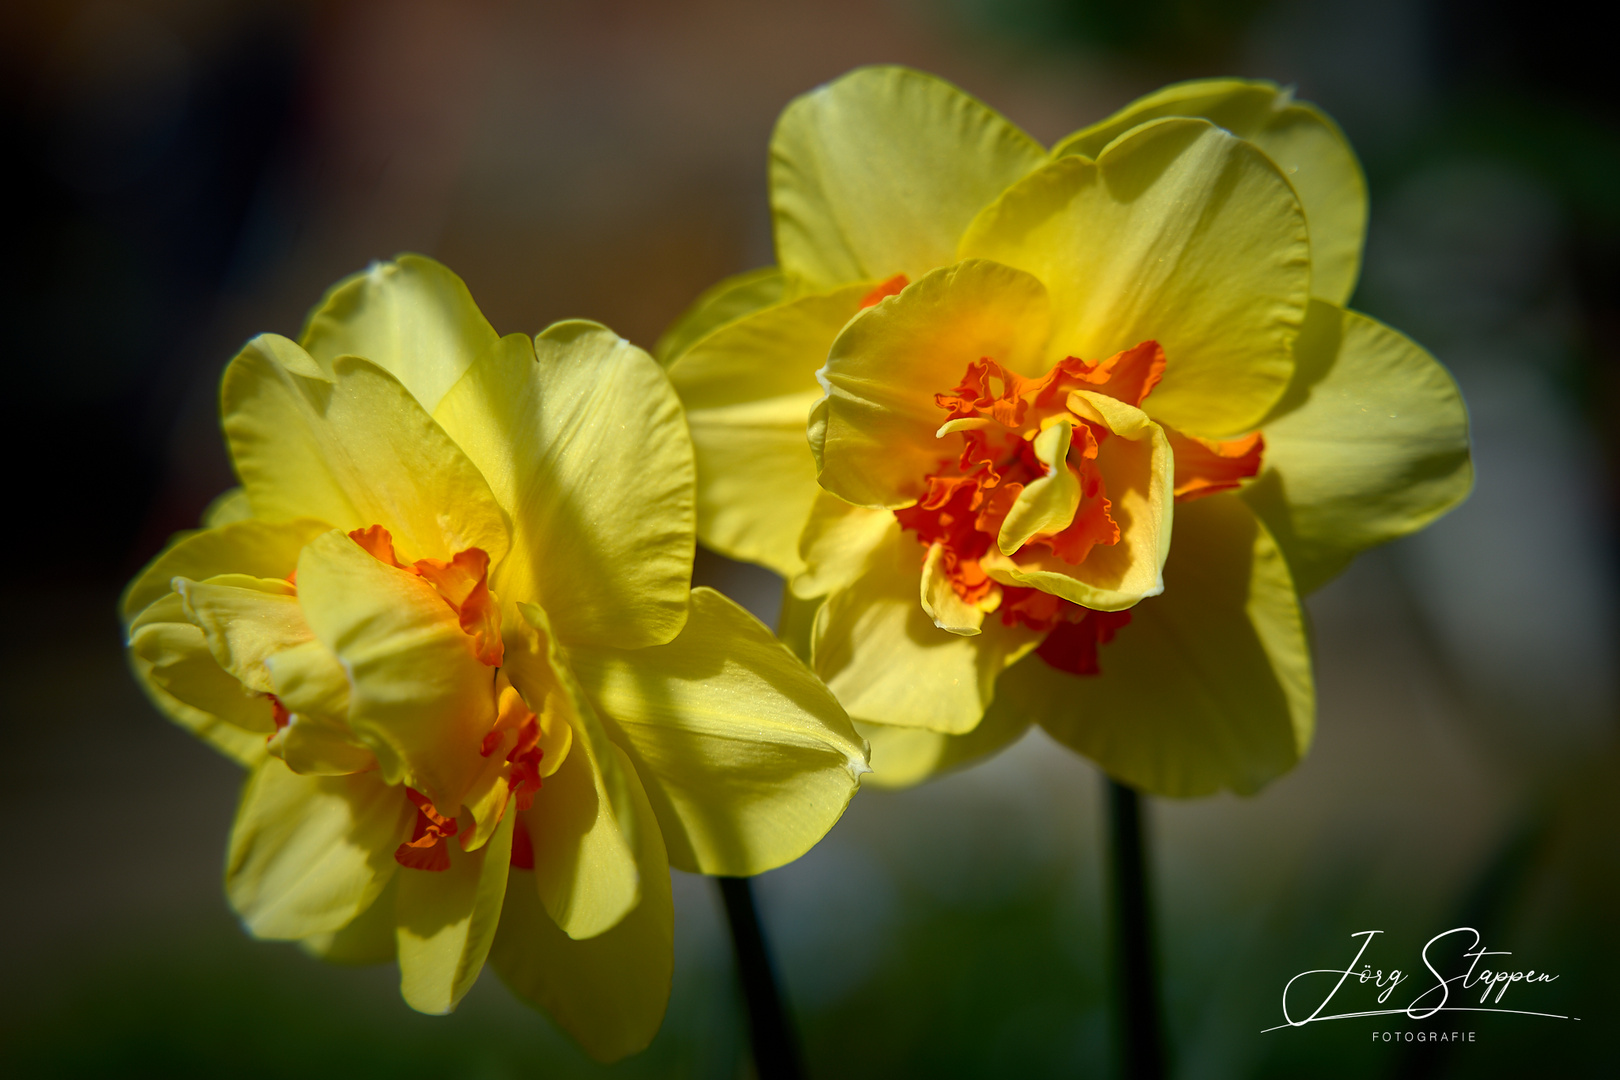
[121,66,1470,1062]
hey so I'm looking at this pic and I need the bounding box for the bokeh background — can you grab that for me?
[2,0,1616,1076]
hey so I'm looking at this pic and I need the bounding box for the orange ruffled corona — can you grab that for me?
[894,340,1264,672]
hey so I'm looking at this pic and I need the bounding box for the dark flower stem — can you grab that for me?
[1106,778,1168,1080]
[717,876,806,1080]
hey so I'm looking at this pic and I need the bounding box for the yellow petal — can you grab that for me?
[295,530,494,814]
[535,696,572,781]
[201,487,253,527]
[981,391,1173,611]
[300,254,499,414]
[222,340,508,565]
[961,118,1309,437]
[263,639,376,776]
[689,392,825,577]
[668,284,869,577]
[226,760,413,939]
[172,574,305,693]
[272,719,377,779]
[525,724,641,940]
[792,490,895,601]
[815,259,1052,509]
[812,522,1041,734]
[491,742,672,1064]
[1032,493,1312,796]
[566,588,867,877]
[655,265,787,366]
[920,540,986,635]
[396,804,514,1014]
[434,322,693,650]
[511,602,643,939]
[1054,79,1366,306]
[771,65,1046,291]
[1245,300,1473,592]
[853,704,1031,790]
[121,517,330,626]
[263,639,348,721]
[997,417,1081,554]
[300,876,398,965]
[1243,106,1364,307]
[127,593,276,765]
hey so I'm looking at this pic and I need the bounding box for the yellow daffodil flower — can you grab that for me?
[122,256,867,1061]
[662,67,1471,797]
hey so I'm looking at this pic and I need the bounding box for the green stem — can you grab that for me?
[717,876,806,1080]
[1107,778,1168,1080]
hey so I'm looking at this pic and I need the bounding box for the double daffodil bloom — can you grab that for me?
[122,256,867,1061]
[663,67,1470,797]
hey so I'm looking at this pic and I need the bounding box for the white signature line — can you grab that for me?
[1262,1007,1581,1034]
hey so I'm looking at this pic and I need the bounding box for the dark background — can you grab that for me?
[2,1,1615,1076]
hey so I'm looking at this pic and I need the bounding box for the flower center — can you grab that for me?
[345,525,505,667]
[393,679,548,873]
[271,525,546,872]
[896,345,1166,640]
[893,340,1266,675]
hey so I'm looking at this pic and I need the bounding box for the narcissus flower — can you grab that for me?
[662,67,1470,797]
[122,256,867,1061]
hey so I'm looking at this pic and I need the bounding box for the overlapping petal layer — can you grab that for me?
[226,762,413,940]
[962,118,1309,437]
[1054,79,1366,305]
[173,574,305,694]
[814,259,1052,508]
[127,596,277,764]
[567,588,868,876]
[1025,494,1312,795]
[771,65,1046,290]
[222,340,508,565]
[655,265,787,366]
[435,322,695,650]
[301,877,399,965]
[492,742,673,1064]
[122,517,329,623]
[295,530,495,814]
[1243,300,1473,592]
[301,254,499,413]
[668,285,869,576]
[512,600,642,941]
[398,809,514,1014]
[809,521,1041,734]
[978,390,1173,612]
[124,518,332,764]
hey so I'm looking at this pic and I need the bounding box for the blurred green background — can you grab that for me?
[2,0,1615,1076]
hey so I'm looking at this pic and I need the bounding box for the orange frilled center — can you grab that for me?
[345,524,505,667]
[897,342,1168,611]
[887,314,1266,676]
[277,525,544,872]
